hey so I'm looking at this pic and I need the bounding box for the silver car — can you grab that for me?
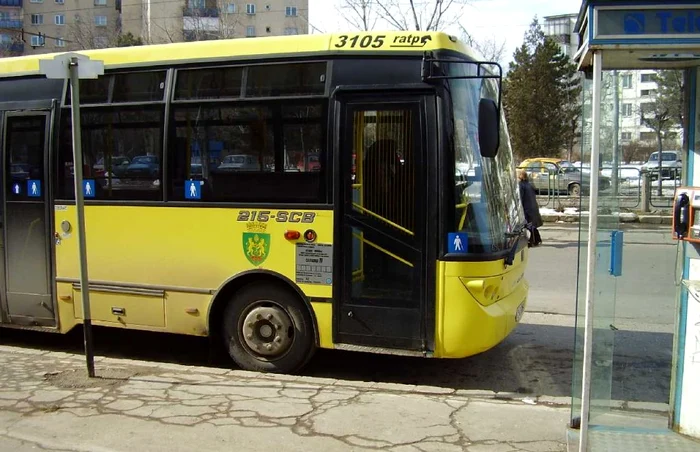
[522,159,610,196]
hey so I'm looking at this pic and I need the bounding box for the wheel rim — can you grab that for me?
[239,301,294,359]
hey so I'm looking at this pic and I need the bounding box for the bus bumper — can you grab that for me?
[434,262,529,359]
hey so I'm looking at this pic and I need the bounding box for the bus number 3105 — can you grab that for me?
[236,210,316,223]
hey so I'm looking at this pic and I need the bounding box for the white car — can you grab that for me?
[642,150,682,180]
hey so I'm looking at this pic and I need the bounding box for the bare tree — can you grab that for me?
[639,70,684,195]
[338,0,378,31]
[459,25,507,65]
[339,0,467,31]
[69,13,119,50]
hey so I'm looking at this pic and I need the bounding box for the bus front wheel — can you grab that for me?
[222,282,316,373]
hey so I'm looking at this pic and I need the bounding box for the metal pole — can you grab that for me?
[69,57,95,378]
[579,50,603,452]
[612,70,620,196]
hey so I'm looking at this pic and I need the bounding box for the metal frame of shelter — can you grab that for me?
[573,1,700,450]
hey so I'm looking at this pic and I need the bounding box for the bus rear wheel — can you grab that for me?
[222,282,316,373]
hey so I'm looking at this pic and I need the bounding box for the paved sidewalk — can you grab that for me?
[0,345,570,452]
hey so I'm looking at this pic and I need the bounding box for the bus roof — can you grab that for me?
[0,31,476,78]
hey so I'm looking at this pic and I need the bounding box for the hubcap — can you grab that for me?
[241,304,293,357]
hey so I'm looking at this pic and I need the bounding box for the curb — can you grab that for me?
[0,345,670,414]
[541,213,672,225]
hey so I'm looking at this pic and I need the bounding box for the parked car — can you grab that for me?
[641,150,682,180]
[125,155,160,178]
[93,155,131,178]
[217,154,260,172]
[520,158,610,196]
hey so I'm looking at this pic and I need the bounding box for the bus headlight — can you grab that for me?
[515,302,525,323]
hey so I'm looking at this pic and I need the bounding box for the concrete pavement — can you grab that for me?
[0,345,571,452]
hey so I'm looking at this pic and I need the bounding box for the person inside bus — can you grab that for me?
[518,169,543,247]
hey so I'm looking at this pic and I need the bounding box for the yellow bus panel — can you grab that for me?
[54,205,335,338]
[434,247,529,358]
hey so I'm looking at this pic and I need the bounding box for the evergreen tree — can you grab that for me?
[503,18,582,161]
[115,32,144,47]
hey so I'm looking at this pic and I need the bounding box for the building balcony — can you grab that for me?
[0,0,22,6]
[0,19,22,28]
[183,16,218,32]
[183,7,218,17]
[1,42,24,53]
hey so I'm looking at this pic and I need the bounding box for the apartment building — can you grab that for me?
[0,0,24,56]
[122,0,309,44]
[0,0,307,56]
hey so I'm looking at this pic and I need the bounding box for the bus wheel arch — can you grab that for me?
[208,272,319,373]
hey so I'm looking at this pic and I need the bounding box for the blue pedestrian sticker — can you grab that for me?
[185,180,201,200]
[83,180,95,198]
[11,182,21,196]
[27,180,42,197]
[447,233,468,254]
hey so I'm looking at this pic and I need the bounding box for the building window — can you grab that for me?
[284,27,298,35]
[621,74,632,89]
[640,73,655,83]
[55,14,65,25]
[30,14,43,25]
[640,132,656,142]
[621,132,632,141]
[95,15,107,26]
[285,6,297,16]
[55,0,64,3]
[225,3,235,13]
[30,35,44,46]
[95,0,107,5]
[56,38,65,47]
[641,89,657,97]
[246,3,255,14]
[621,103,632,117]
[29,0,43,3]
[246,26,255,37]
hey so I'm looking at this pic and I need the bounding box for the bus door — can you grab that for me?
[335,94,431,352]
[0,111,56,327]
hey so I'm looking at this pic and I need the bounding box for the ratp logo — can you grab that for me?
[624,12,645,34]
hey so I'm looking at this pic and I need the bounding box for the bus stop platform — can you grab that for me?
[0,344,572,452]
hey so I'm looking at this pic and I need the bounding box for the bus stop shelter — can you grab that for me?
[571,0,700,450]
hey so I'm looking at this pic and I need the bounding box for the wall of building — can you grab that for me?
[1,0,308,56]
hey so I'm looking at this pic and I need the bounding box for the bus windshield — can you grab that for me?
[447,61,524,254]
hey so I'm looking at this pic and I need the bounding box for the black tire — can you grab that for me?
[568,183,581,197]
[222,282,316,373]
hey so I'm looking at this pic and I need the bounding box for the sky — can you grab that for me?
[308,0,584,65]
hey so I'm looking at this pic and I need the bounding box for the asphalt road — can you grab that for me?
[527,226,678,330]
[0,225,677,406]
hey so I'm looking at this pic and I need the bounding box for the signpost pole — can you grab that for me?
[40,53,103,378]
[68,57,95,378]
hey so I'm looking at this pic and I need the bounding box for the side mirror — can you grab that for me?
[478,98,500,158]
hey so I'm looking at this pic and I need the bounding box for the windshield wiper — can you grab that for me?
[504,222,529,266]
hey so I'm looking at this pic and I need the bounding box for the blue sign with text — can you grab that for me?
[598,8,700,37]
[447,233,468,254]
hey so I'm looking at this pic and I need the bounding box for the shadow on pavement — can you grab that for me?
[0,321,672,403]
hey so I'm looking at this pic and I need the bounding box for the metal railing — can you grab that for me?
[516,165,678,212]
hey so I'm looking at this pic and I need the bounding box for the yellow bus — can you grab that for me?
[0,31,528,373]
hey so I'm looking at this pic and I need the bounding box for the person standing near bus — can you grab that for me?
[518,169,543,247]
